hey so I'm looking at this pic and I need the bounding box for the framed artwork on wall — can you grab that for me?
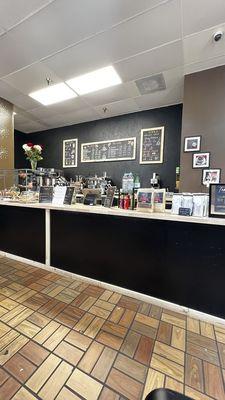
[192,152,210,168]
[184,136,201,152]
[63,138,78,168]
[202,169,221,186]
[140,126,164,164]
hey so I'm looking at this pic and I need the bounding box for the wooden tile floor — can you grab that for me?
[0,256,225,400]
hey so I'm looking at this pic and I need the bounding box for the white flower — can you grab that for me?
[33,145,42,152]
[22,144,30,152]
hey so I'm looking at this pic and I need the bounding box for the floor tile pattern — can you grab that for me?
[0,255,225,399]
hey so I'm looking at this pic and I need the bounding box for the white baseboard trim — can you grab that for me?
[1,250,225,327]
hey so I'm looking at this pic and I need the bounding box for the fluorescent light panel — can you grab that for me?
[29,82,77,105]
[66,66,122,95]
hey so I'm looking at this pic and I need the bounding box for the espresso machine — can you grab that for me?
[35,168,68,187]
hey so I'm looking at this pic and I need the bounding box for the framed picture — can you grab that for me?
[153,189,166,213]
[137,188,154,212]
[192,152,210,168]
[184,136,201,152]
[140,127,164,164]
[209,184,225,218]
[202,169,221,186]
[63,138,78,168]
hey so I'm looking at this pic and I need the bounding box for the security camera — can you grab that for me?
[213,31,223,42]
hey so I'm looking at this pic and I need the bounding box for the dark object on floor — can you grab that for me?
[145,389,193,400]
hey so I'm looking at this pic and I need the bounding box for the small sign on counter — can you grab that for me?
[52,187,67,205]
[39,187,53,203]
[104,187,116,208]
[64,187,75,205]
[178,207,192,216]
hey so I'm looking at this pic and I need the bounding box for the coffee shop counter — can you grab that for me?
[0,201,225,319]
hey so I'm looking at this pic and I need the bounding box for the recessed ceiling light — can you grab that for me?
[66,66,122,95]
[29,83,77,106]
[13,112,17,115]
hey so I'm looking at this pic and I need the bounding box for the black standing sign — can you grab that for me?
[104,187,116,208]
[81,137,136,163]
[64,187,75,205]
[39,187,53,203]
[140,127,164,164]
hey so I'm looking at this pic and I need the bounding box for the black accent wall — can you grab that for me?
[15,104,182,190]
[14,130,30,169]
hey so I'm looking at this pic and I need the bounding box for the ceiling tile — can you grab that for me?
[0,0,174,78]
[82,82,138,107]
[183,23,225,65]
[28,96,87,119]
[0,26,5,35]
[0,0,53,31]
[135,83,183,110]
[11,93,41,110]
[182,0,225,36]
[3,62,62,94]
[184,54,225,75]
[163,67,184,88]
[95,98,140,118]
[0,79,23,101]
[40,106,99,126]
[44,0,182,81]
[14,119,48,133]
[115,40,183,82]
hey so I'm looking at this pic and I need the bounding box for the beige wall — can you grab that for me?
[0,98,14,188]
[180,66,225,192]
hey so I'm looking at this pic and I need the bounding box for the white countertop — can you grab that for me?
[0,200,225,226]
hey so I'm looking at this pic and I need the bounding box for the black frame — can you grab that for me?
[209,183,225,218]
[192,152,210,168]
[183,135,201,152]
[202,168,221,186]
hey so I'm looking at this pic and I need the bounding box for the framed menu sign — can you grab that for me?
[63,138,78,168]
[81,137,136,163]
[140,127,164,164]
[209,184,225,218]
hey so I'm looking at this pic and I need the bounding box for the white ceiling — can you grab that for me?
[0,0,225,133]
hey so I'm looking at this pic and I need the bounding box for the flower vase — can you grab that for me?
[30,160,37,171]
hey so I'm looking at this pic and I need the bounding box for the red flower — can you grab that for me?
[26,142,33,147]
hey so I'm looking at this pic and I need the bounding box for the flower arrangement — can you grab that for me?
[22,142,43,170]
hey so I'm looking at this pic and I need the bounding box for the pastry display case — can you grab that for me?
[0,169,39,203]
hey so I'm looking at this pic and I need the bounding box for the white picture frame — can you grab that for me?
[153,188,166,213]
[137,188,154,212]
[193,152,210,168]
[140,126,164,164]
[63,138,78,168]
[184,136,201,152]
[202,169,221,186]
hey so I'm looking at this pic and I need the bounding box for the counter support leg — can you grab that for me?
[45,209,51,266]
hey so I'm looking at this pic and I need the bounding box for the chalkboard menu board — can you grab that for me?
[63,138,78,168]
[81,137,136,163]
[140,127,164,164]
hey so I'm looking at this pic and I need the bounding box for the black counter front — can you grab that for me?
[0,205,45,263]
[51,210,225,319]
[0,203,224,319]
